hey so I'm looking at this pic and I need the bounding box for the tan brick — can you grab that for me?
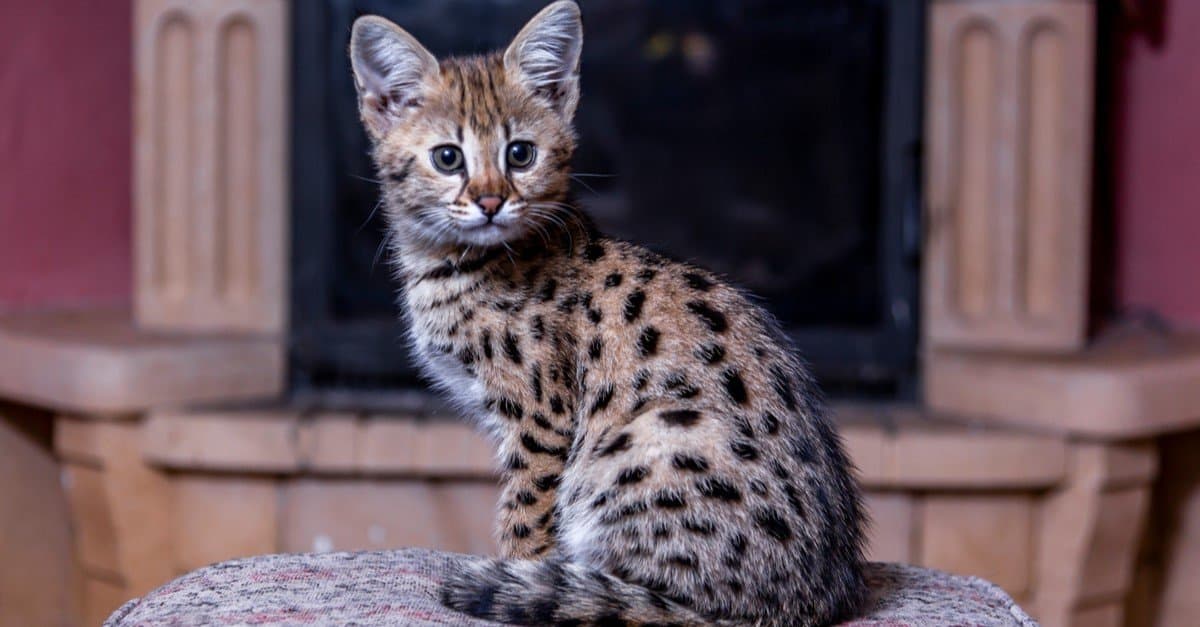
[298,413,360,472]
[862,492,914,563]
[172,476,279,572]
[1079,486,1150,600]
[62,464,120,576]
[281,479,449,553]
[919,495,1033,597]
[82,575,130,627]
[887,429,1066,488]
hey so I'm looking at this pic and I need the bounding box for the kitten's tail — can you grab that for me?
[440,556,735,626]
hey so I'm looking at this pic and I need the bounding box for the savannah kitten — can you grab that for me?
[349,2,866,625]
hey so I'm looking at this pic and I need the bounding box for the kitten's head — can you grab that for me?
[350,1,582,249]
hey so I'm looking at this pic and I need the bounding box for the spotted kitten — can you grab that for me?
[349,2,866,625]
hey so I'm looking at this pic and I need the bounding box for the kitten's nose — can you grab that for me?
[476,195,503,218]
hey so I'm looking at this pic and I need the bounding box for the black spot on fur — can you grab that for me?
[732,440,760,461]
[783,482,807,519]
[672,453,710,473]
[516,490,538,506]
[652,523,672,538]
[617,466,650,485]
[531,315,546,341]
[630,397,649,413]
[653,490,687,509]
[604,272,623,288]
[583,241,606,262]
[734,415,755,439]
[597,432,631,457]
[694,343,725,365]
[539,278,558,302]
[770,364,797,410]
[663,373,700,399]
[697,477,742,502]
[480,330,493,360]
[601,501,648,524]
[666,553,698,569]
[557,292,579,313]
[493,397,523,420]
[686,301,728,333]
[422,262,454,281]
[636,268,657,283]
[533,474,560,491]
[623,290,646,322]
[587,308,602,324]
[659,409,701,427]
[530,367,543,402]
[722,369,749,404]
[637,327,660,357]
[588,337,604,360]
[681,518,716,535]
[504,453,528,472]
[754,508,792,542]
[457,346,478,367]
[531,412,554,431]
[791,434,818,464]
[730,533,748,555]
[771,460,790,480]
[590,384,615,415]
[763,412,781,435]
[520,433,567,459]
[512,524,532,539]
[633,369,651,391]
[591,492,610,508]
[749,479,769,496]
[683,272,714,291]
[549,394,565,415]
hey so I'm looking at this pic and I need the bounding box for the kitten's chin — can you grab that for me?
[454,223,521,247]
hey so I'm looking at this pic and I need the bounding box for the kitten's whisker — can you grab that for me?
[357,200,385,233]
[569,175,599,195]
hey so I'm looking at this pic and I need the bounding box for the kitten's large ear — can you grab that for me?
[504,1,583,119]
[350,16,439,139]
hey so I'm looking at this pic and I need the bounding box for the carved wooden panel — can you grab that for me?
[134,0,288,333]
[925,0,1094,351]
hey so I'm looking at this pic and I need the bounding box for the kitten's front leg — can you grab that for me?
[494,429,568,559]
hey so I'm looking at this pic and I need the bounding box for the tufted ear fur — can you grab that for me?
[504,1,583,120]
[349,15,439,139]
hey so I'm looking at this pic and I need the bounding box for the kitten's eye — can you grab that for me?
[431,145,465,173]
[506,141,536,169]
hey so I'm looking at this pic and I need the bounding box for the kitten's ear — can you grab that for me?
[350,16,439,139]
[504,1,583,120]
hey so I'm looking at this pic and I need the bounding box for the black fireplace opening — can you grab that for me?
[290,0,924,405]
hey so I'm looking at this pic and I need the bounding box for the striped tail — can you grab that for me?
[440,557,729,626]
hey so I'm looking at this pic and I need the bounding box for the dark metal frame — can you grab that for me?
[289,0,925,398]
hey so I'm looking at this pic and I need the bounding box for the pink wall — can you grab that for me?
[1113,1,1200,327]
[0,1,131,312]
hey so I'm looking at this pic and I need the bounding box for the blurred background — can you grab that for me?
[1,0,1198,625]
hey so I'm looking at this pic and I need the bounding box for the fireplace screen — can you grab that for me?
[290,0,923,401]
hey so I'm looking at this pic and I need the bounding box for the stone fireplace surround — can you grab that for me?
[2,1,1200,626]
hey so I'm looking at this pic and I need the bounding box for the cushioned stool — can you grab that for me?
[105,548,1038,626]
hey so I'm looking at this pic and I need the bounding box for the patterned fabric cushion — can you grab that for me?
[105,548,1038,626]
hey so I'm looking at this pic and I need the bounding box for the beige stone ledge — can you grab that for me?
[0,309,284,415]
[143,404,1068,489]
[926,329,1200,439]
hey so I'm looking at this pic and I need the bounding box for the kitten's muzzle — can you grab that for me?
[476,195,503,221]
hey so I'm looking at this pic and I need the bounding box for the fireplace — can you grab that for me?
[288,0,925,400]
